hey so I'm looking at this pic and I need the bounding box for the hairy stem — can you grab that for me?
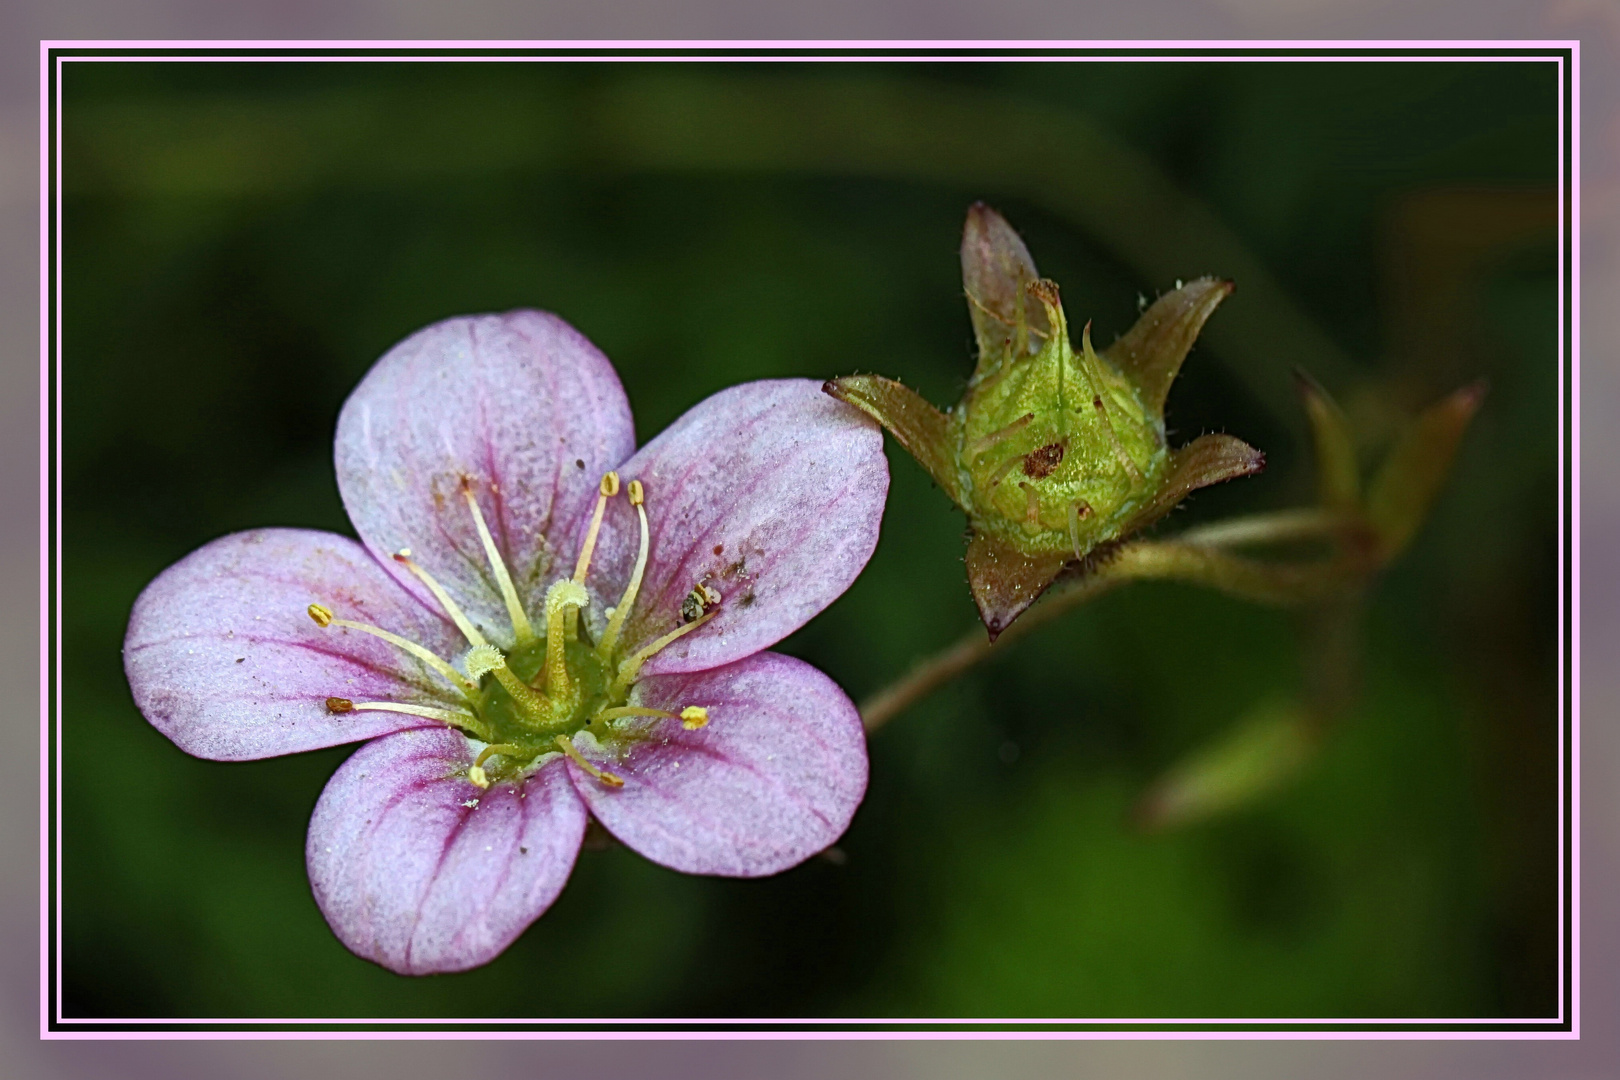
[859,540,1348,733]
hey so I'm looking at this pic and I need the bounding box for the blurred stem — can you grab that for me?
[1175,508,1346,549]
[860,539,1346,733]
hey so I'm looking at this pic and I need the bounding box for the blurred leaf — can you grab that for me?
[1135,698,1316,831]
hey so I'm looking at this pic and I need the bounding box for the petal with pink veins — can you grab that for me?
[335,311,635,646]
[568,652,869,877]
[586,380,887,676]
[307,727,588,975]
[124,529,467,761]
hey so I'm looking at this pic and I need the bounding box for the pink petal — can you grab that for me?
[124,529,467,761]
[307,727,588,975]
[335,311,635,647]
[567,652,869,877]
[585,380,887,676]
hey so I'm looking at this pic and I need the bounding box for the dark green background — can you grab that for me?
[60,58,1559,1019]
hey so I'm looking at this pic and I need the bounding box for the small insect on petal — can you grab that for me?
[680,581,723,624]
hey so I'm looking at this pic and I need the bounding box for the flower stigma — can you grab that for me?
[305,473,716,787]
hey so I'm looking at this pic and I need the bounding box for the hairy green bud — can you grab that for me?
[827,203,1264,637]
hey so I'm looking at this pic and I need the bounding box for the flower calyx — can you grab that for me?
[825,202,1264,638]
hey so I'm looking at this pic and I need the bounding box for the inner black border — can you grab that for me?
[41,41,1579,1036]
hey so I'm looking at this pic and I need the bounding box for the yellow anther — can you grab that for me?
[680,706,709,730]
[459,479,535,645]
[393,550,488,648]
[307,603,333,627]
[467,765,490,789]
[325,696,354,714]
[600,471,621,497]
[627,479,644,506]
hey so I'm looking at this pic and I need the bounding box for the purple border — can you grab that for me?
[38,39,1581,1040]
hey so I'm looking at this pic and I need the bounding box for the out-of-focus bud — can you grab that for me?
[1133,698,1316,831]
[1363,380,1488,560]
[827,202,1263,637]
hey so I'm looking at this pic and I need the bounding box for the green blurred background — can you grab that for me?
[59,58,1559,1020]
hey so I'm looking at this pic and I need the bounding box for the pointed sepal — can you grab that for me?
[823,374,962,504]
[1102,278,1234,416]
[1294,369,1360,512]
[961,202,1050,382]
[1364,380,1487,559]
[964,529,1070,640]
[1119,433,1266,536]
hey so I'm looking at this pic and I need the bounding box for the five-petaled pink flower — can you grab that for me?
[123,311,888,974]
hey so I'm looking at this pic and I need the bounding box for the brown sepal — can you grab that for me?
[1102,278,1234,416]
[1119,433,1267,537]
[824,374,962,503]
[961,202,1050,381]
[964,529,1070,641]
[1364,380,1487,559]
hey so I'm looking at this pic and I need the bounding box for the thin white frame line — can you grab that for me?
[43,41,1577,1036]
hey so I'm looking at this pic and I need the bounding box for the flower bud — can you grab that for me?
[827,203,1264,637]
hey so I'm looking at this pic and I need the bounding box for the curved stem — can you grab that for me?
[859,540,1349,733]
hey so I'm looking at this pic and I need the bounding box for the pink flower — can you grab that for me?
[123,311,887,974]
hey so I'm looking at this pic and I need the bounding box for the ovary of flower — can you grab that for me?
[305,474,717,787]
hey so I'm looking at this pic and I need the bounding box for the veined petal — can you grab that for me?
[569,652,868,877]
[587,380,887,676]
[335,311,635,647]
[124,529,466,761]
[307,727,588,975]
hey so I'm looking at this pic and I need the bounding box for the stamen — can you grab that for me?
[348,701,492,741]
[555,734,624,787]
[967,412,1035,459]
[463,644,552,727]
[307,603,476,696]
[1066,501,1083,561]
[542,579,590,698]
[680,706,710,730]
[610,611,718,696]
[468,741,538,788]
[1021,482,1041,527]
[597,479,649,658]
[572,471,620,585]
[392,549,487,648]
[567,471,620,641]
[461,478,535,646]
[593,705,679,722]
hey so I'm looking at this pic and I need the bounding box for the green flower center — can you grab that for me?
[308,471,713,790]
